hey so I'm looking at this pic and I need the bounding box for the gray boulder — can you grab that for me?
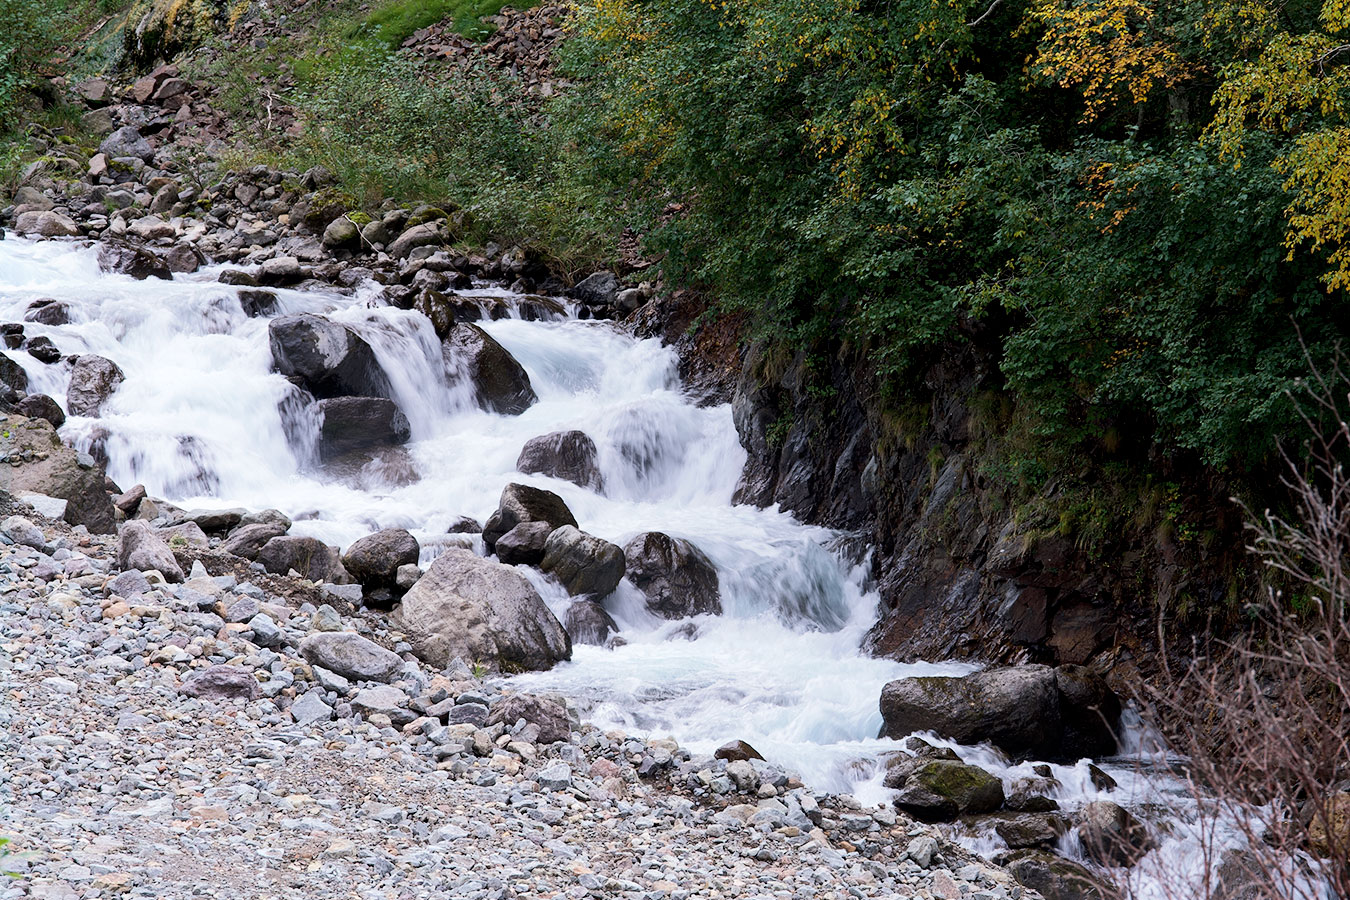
[268,314,389,399]
[879,665,1062,758]
[570,271,619,307]
[221,522,288,560]
[14,211,79,237]
[494,521,553,566]
[342,528,420,592]
[316,397,410,459]
[0,414,116,533]
[395,549,571,672]
[623,532,721,619]
[322,217,360,248]
[67,354,126,417]
[564,600,618,646]
[1076,800,1154,866]
[255,535,350,583]
[99,126,154,163]
[892,759,1005,822]
[388,222,441,259]
[879,664,1119,761]
[98,242,171,281]
[299,632,404,684]
[1002,851,1106,900]
[443,324,536,415]
[351,685,414,725]
[117,520,185,583]
[486,693,572,744]
[15,394,64,429]
[516,430,604,490]
[540,526,625,598]
[179,665,260,701]
[482,483,577,551]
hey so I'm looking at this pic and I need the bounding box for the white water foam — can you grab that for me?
[0,237,1332,898]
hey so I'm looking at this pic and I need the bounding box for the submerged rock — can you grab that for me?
[442,323,536,415]
[316,396,410,459]
[395,548,570,672]
[563,599,618,646]
[1076,800,1154,866]
[98,241,171,280]
[540,526,625,598]
[268,314,389,399]
[516,430,603,491]
[482,483,577,551]
[623,532,722,619]
[67,354,126,417]
[879,664,1118,761]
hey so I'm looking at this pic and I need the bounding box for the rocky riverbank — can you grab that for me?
[0,498,1031,900]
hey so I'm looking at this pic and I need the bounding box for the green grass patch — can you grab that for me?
[343,0,539,47]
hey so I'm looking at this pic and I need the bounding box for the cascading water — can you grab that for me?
[0,236,1328,899]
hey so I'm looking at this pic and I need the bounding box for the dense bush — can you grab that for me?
[544,0,1350,474]
[0,0,57,130]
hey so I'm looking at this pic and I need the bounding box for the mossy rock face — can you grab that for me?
[122,0,242,69]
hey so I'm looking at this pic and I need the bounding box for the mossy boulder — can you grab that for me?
[892,759,1004,822]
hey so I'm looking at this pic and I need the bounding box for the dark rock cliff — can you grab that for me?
[638,291,1256,680]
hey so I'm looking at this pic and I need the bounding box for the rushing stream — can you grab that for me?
[0,236,1331,899]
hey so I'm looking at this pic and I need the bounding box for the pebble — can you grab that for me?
[0,497,1005,900]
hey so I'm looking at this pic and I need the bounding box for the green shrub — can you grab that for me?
[344,0,540,47]
[0,0,57,131]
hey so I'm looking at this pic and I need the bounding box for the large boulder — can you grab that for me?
[892,759,1005,822]
[1002,851,1106,900]
[394,549,571,672]
[299,632,403,684]
[67,354,126,417]
[486,693,573,744]
[341,528,420,593]
[1054,665,1122,759]
[98,242,171,280]
[494,521,553,566]
[540,526,626,598]
[98,126,154,162]
[388,222,441,259]
[15,394,64,429]
[14,211,79,238]
[1309,791,1350,859]
[117,520,185,582]
[564,600,618,646]
[482,483,577,551]
[220,522,287,560]
[1076,800,1154,866]
[255,535,350,583]
[879,665,1062,759]
[24,299,69,326]
[443,324,536,415]
[516,430,604,491]
[316,397,410,459]
[0,415,116,533]
[268,314,389,399]
[178,665,260,701]
[623,532,722,619]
